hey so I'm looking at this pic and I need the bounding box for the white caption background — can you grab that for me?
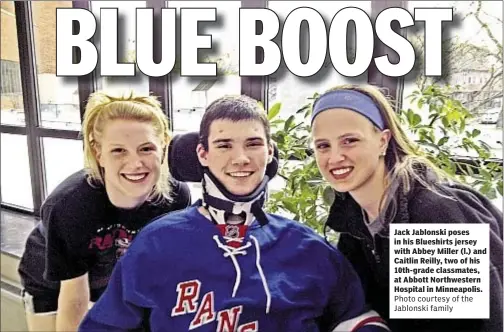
[390,224,489,319]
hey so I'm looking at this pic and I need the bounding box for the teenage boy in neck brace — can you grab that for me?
[78,95,389,332]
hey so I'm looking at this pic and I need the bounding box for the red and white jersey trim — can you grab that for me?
[332,310,390,332]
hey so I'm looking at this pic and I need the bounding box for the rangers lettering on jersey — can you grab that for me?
[172,280,258,331]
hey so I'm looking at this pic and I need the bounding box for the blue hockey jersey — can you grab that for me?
[79,203,388,332]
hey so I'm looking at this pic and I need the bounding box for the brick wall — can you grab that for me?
[1,1,72,109]
[32,1,72,74]
[1,1,73,73]
[1,2,19,62]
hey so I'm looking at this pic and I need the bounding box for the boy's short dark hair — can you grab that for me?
[199,95,271,150]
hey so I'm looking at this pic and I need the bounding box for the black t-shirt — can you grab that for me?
[18,169,191,301]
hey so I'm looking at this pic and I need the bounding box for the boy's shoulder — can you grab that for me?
[121,206,203,260]
[140,206,199,234]
[265,212,329,244]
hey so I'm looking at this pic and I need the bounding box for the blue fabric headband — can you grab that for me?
[311,89,385,130]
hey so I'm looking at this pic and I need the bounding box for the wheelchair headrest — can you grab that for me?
[168,131,279,182]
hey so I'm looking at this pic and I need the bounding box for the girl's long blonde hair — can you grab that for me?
[81,90,172,202]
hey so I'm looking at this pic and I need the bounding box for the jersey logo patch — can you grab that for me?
[225,225,240,238]
[215,225,248,248]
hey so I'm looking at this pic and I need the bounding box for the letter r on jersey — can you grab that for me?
[171,279,202,316]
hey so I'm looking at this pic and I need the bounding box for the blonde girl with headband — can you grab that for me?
[18,91,191,331]
[310,84,503,332]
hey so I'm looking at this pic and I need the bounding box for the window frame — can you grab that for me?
[0,1,94,214]
[1,0,501,217]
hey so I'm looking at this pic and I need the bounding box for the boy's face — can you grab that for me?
[197,119,273,196]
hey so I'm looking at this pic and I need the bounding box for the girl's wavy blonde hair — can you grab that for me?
[81,90,172,202]
[317,84,454,220]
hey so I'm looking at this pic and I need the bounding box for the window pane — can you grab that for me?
[91,1,150,96]
[167,1,241,135]
[404,1,503,159]
[1,1,25,126]
[1,133,33,209]
[42,138,84,196]
[31,1,81,131]
[267,1,371,120]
